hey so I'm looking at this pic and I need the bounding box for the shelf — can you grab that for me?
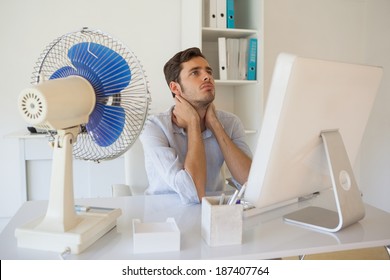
[202,27,257,42]
[182,0,263,150]
[215,79,258,86]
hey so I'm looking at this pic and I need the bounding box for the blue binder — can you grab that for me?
[227,0,235,28]
[247,38,257,80]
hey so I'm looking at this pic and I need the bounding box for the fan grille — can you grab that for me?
[32,27,151,161]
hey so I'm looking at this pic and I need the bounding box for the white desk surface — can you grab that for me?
[1,190,390,260]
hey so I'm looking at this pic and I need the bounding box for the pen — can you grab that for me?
[227,189,239,205]
[75,205,115,212]
[226,177,241,191]
[235,183,247,203]
[75,205,90,212]
[219,193,225,205]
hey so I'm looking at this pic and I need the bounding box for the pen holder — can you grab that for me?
[201,196,243,247]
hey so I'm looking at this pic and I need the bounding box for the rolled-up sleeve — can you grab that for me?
[140,116,200,204]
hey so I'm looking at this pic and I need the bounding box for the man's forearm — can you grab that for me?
[184,123,207,201]
[209,119,251,185]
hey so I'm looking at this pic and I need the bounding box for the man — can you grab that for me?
[140,47,252,204]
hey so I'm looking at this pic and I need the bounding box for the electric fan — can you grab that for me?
[15,27,151,254]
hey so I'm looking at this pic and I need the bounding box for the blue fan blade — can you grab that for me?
[67,42,131,97]
[50,65,106,97]
[73,64,105,96]
[50,66,77,79]
[86,103,125,147]
[48,42,131,148]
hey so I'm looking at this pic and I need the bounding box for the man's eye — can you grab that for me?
[191,71,199,76]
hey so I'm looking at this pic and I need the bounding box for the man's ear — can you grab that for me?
[169,81,181,97]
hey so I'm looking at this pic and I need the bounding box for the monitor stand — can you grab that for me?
[283,130,365,232]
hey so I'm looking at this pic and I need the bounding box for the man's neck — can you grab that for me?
[170,105,208,132]
[197,107,207,132]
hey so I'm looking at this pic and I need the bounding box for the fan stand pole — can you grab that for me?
[37,129,81,232]
[15,128,122,254]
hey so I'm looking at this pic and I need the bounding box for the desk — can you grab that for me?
[1,190,390,260]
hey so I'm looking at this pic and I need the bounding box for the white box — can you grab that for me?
[201,196,243,247]
[132,218,180,254]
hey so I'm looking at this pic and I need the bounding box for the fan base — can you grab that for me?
[15,208,121,255]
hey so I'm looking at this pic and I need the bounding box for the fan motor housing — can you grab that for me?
[18,76,96,130]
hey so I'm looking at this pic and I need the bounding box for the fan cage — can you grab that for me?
[31,27,151,162]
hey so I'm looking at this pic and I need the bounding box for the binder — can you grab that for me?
[238,38,248,80]
[226,0,235,28]
[226,38,239,80]
[216,0,226,28]
[218,37,228,80]
[204,0,217,28]
[247,38,257,80]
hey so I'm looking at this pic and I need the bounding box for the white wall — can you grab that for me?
[264,0,390,212]
[0,0,182,217]
[360,0,390,212]
[264,0,367,95]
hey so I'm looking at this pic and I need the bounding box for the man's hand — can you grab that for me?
[205,102,219,132]
[172,95,200,130]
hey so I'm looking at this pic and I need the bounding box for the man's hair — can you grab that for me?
[163,47,205,96]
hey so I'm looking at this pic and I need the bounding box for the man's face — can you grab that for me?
[175,56,215,108]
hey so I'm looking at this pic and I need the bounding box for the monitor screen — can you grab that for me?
[243,53,382,230]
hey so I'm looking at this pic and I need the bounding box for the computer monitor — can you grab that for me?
[243,53,383,232]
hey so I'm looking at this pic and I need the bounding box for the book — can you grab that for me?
[226,0,235,28]
[247,38,257,81]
